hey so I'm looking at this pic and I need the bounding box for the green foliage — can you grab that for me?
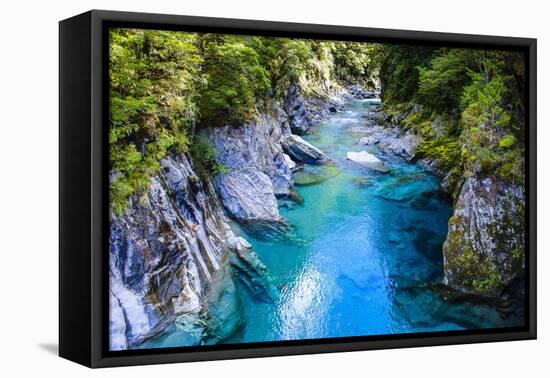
[445,229,504,295]
[380,47,525,187]
[189,136,229,178]
[379,45,435,104]
[269,39,333,98]
[460,51,524,184]
[417,49,475,113]
[109,28,201,214]
[461,62,512,132]
[499,134,516,149]
[197,35,271,127]
[331,42,382,87]
[415,136,461,171]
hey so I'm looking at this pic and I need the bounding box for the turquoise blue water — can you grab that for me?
[227,100,520,344]
[143,100,520,350]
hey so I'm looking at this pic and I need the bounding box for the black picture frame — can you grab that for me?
[59,9,537,368]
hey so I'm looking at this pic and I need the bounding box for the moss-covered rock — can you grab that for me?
[442,176,525,297]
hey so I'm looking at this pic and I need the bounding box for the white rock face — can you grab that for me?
[351,124,420,159]
[346,151,389,172]
[283,153,297,171]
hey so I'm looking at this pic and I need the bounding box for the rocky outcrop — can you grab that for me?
[442,176,525,297]
[281,134,330,164]
[364,105,525,299]
[348,85,379,100]
[346,151,389,172]
[109,154,274,350]
[284,83,348,135]
[353,110,420,159]
[353,124,420,159]
[214,167,281,222]
[207,106,295,223]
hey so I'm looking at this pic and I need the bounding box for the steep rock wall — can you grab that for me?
[109,154,271,350]
[206,105,294,223]
[380,107,526,298]
[284,83,350,135]
[442,176,525,296]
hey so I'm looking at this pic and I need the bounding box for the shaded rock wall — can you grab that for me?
[284,82,349,135]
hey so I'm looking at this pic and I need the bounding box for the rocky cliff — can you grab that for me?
[206,105,292,223]
[284,83,357,135]
[109,83,339,350]
[207,99,332,226]
[378,107,526,298]
[442,176,525,297]
[109,154,274,350]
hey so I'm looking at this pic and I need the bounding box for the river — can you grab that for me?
[227,99,519,344]
[142,99,520,349]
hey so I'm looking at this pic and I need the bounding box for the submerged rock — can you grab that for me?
[293,171,328,186]
[351,177,372,188]
[202,261,243,344]
[229,242,278,303]
[442,176,525,297]
[293,163,340,186]
[288,188,305,204]
[281,134,329,164]
[346,151,389,172]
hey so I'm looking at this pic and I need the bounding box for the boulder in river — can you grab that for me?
[346,151,390,173]
[281,134,329,165]
[293,171,328,186]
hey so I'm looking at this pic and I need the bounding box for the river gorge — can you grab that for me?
[107,29,526,352]
[111,94,523,350]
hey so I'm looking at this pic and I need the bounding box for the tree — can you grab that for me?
[109,28,202,214]
[460,51,523,182]
[417,49,475,113]
[379,45,434,104]
[197,35,270,127]
[331,41,381,88]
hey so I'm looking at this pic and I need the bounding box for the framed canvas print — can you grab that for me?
[59,10,537,368]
